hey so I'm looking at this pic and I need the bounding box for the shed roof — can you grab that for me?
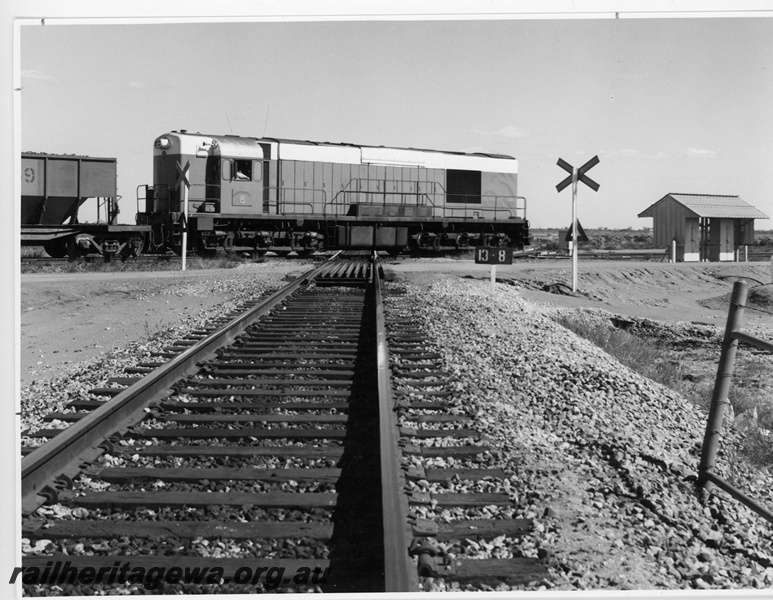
[638,193,768,219]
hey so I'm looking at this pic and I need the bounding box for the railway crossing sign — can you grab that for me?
[556,155,600,293]
[175,160,191,191]
[556,156,600,193]
[176,160,191,271]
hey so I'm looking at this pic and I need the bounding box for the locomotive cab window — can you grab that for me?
[223,159,261,181]
[234,160,251,181]
[446,169,481,204]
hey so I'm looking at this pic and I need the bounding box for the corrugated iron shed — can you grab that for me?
[639,193,768,220]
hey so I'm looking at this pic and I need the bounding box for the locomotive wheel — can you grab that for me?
[121,236,145,260]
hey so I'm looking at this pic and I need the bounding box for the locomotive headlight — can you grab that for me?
[154,138,171,150]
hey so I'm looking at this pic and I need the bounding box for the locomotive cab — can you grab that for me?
[211,137,264,216]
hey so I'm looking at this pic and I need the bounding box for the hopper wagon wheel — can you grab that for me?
[274,250,290,257]
[43,237,72,259]
[295,249,315,258]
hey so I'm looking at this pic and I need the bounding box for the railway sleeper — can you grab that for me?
[410,517,532,540]
[200,368,356,377]
[129,444,344,459]
[23,519,335,541]
[182,388,354,398]
[177,377,354,388]
[201,361,355,371]
[92,466,343,483]
[157,414,348,424]
[128,426,348,440]
[404,466,506,481]
[407,491,511,507]
[415,554,549,586]
[158,400,350,412]
[56,490,338,510]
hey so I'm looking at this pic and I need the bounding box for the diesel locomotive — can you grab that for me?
[136,130,530,256]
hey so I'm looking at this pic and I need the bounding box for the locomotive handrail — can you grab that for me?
[263,186,327,216]
[326,178,441,212]
[136,183,221,213]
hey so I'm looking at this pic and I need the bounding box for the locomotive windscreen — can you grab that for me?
[446,169,481,204]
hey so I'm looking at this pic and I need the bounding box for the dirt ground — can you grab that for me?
[18,258,773,389]
[387,258,773,326]
[18,263,307,389]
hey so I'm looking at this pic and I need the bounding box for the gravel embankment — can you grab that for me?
[397,278,773,591]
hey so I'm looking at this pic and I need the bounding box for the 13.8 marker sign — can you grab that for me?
[474,247,513,265]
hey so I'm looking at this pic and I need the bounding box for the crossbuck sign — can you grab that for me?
[176,160,191,271]
[556,156,600,293]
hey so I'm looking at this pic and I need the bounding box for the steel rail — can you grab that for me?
[21,252,341,513]
[373,251,418,591]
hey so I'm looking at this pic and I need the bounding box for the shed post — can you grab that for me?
[671,240,676,263]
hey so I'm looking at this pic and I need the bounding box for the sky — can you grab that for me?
[13,6,773,230]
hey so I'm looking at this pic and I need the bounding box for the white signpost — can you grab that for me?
[175,160,191,271]
[556,156,600,293]
[474,247,513,292]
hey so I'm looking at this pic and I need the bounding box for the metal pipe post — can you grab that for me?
[698,281,748,488]
[571,170,578,293]
[182,184,189,271]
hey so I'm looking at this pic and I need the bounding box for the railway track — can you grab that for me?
[20,254,549,593]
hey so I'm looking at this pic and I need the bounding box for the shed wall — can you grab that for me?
[651,197,694,247]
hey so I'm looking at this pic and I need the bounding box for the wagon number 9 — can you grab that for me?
[24,167,36,183]
[474,247,513,265]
